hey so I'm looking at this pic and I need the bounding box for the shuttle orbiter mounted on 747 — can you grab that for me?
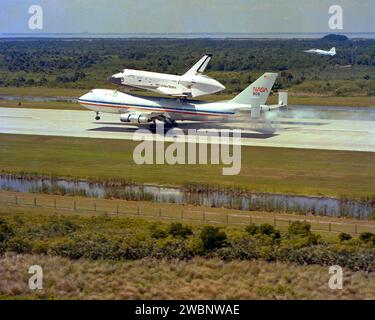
[79,73,287,125]
[109,54,225,98]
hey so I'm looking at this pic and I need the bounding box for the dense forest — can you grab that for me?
[0,36,374,96]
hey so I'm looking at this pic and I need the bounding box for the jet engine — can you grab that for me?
[120,113,150,124]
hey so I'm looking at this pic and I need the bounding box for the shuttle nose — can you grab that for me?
[216,80,226,90]
[109,72,124,86]
[109,76,122,85]
[210,78,225,91]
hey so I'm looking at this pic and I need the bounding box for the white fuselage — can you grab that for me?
[110,69,225,98]
[304,49,336,56]
[79,89,237,122]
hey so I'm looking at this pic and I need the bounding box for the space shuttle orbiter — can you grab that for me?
[109,54,225,98]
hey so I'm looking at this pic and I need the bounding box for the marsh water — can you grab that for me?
[0,174,373,219]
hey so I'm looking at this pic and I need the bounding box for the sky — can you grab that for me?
[0,0,374,35]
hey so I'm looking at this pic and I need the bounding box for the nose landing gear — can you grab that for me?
[95,112,100,121]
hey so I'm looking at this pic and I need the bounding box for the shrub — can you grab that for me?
[39,218,80,237]
[339,233,352,242]
[359,232,375,244]
[0,218,15,243]
[153,236,194,259]
[200,226,227,251]
[50,239,83,259]
[32,241,49,255]
[245,223,280,240]
[245,223,259,235]
[259,224,281,240]
[217,237,259,261]
[149,224,167,239]
[168,223,193,238]
[7,237,32,254]
[307,233,321,245]
[0,242,6,256]
[288,221,311,237]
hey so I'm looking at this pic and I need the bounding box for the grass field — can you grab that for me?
[0,134,375,198]
[1,253,373,300]
[0,202,374,299]
[0,87,87,98]
[0,86,374,107]
[0,206,374,299]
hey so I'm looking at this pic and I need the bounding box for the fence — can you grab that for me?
[1,192,375,235]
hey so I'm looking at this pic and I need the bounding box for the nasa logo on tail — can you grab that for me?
[253,87,269,96]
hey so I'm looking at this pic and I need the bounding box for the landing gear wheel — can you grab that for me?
[95,112,100,121]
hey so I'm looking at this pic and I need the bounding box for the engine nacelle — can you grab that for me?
[120,113,150,124]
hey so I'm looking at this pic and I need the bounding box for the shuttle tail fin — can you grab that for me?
[184,54,212,76]
[230,73,278,106]
[330,47,336,54]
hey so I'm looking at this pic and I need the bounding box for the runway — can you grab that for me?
[0,107,375,152]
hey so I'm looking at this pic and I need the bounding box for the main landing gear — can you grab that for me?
[148,119,178,133]
[95,112,100,121]
[166,120,178,128]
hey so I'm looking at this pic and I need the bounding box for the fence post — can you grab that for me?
[137,206,140,215]
[54,199,57,209]
[73,200,76,210]
[274,217,276,227]
[117,205,119,214]
[181,210,183,220]
[159,208,162,217]
[355,224,357,234]
[15,195,18,205]
[328,223,331,232]
[202,212,205,222]
[34,197,37,207]
[94,202,97,212]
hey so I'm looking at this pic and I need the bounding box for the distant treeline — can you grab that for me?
[0,38,374,95]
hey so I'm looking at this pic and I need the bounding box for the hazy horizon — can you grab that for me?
[1,1,373,36]
[1,32,375,40]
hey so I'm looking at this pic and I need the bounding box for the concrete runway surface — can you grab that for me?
[0,107,374,152]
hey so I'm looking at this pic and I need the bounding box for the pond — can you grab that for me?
[0,174,373,219]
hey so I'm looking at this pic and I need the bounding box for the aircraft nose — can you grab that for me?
[78,92,91,101]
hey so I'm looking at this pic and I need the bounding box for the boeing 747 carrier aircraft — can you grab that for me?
[79,73,287,126]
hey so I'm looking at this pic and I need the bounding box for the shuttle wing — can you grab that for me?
[184,54,212,76]
[157,86,188,97]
